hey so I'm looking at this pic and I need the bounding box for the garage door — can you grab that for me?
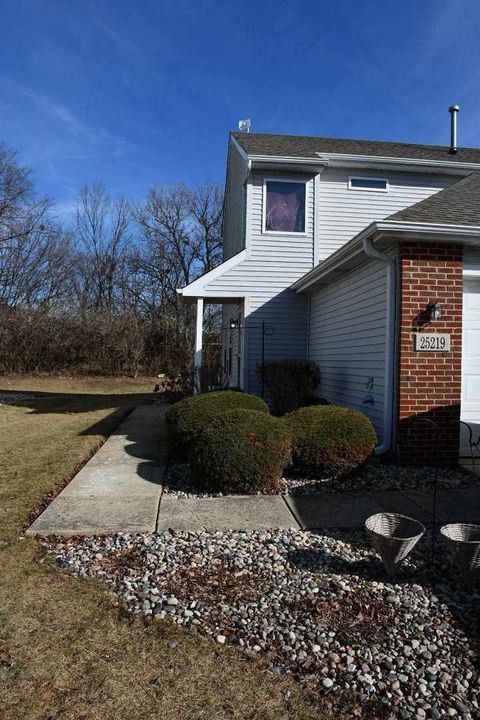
[461,278,480,455]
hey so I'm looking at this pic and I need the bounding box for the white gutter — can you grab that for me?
[246,152,480,174]
[314,151,480,173]
[362,238,397,456]
[373,219,480,237]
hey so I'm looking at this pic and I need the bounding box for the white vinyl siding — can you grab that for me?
[317,169,456,261]
[207,171,315,395]
[210,160,461,406]
[223,142,247,260]
[308,254,390,440]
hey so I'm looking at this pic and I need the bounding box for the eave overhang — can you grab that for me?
[291,220,480,293]
[177,249,247,302]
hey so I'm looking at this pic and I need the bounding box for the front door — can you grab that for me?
[460,278,480,455]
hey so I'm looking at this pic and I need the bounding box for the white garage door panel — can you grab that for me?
[464,330,480,358]
[461,280,480,454]
[463,376,480,399]
[464,289,480,314]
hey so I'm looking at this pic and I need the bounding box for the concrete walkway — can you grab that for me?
[27,404,167,536]
[27,402,480,536]
[284,486,480,530]
[157,495,297,531]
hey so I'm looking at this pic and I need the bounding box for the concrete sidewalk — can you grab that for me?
[156,487,480,532]
[27,404,167,536]
[284,486,480,530]
[157,495,298,531]
[27,400,480,536]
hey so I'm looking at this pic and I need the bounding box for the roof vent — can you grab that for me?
[238,118,251,133]
[449,105,460,153]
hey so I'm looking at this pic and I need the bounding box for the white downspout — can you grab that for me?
[362,238,397,455]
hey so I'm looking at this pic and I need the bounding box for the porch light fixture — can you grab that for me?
[230,318,240,329]
[428,301,442,321]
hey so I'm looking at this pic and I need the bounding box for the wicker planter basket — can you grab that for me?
[440,523,480,587]
[365,512,425,576]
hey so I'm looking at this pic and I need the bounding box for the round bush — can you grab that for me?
[284,405,377,478]
[188,409,292,493]
[166,390,269,458]
[297,395,329,409]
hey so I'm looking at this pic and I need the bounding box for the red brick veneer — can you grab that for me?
[396,243,463,464]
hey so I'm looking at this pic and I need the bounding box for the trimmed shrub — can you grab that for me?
[214,386,245,393]
[284,405,377,478]
[166,390,269,458]
[297,395,329,408]
[188,409,292,493]
[257,360,321,415]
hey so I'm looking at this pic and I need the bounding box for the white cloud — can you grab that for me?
[94,18,139,56]
[3,77,133,156]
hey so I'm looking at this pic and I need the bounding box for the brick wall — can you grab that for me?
[397,243,463,464]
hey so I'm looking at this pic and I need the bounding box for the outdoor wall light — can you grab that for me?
[428,301,442,321]
[230,318,240,329]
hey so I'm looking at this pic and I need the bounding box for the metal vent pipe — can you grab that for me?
[449,105,460,153]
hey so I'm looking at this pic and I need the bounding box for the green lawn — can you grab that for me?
[0,375,326,720]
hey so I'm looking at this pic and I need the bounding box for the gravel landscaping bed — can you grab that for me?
[162,459,477,498]
[47,529,480,719]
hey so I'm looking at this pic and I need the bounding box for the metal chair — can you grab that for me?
[460,420,480,470]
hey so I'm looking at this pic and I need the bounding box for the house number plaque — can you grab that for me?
[414,333,451,352]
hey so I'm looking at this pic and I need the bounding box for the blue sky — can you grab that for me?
[1,0,479,218]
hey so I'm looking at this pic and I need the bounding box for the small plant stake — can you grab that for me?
[397,416,440,572]
[416,417,440,569]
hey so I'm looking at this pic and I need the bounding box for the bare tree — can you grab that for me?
[130,182,223,372]
[73,183,131,315]
[0,144,72,307]
[132,183,223,311]
[0,147,224,378]
[0,223,71,307]
[0,143,53,248]
[188,182,223,273]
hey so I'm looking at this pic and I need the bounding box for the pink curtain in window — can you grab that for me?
[266,183,304,232]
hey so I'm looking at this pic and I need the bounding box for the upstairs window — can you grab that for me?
[349,176,388,192]
[264,179,306,233]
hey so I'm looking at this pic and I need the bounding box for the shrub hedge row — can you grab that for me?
[166,389,377,493]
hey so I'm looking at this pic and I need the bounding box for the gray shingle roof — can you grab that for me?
[232,131,480,164]
[387,173,480,226]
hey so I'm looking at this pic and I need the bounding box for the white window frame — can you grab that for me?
[262,177,308,236]
[348,176,389,192]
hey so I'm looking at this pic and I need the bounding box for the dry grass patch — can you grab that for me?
[0,375,330,720]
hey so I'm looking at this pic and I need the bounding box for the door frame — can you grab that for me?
[460,273,480,457]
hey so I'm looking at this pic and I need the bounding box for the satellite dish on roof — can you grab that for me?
[238,118,251,133]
